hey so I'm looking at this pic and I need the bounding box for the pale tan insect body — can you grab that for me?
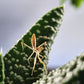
[21,34,47,75]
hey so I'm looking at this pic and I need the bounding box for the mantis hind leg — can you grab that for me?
[31,54,37,75]
[38,56,47,74]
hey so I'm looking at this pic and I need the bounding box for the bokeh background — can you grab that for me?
[0,0,84,69]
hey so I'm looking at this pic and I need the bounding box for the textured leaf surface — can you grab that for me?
[0,51,4,84]
[34,53,84,84]
[4,6,64,84]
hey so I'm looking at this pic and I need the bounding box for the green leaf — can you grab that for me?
[0,50,5,84]
[34,52,84,84]
[60,0,84,8]
[60,0,66,4]
[4,5,64,84]
[71,0,83,7]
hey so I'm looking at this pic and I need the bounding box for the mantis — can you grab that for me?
[21,34,47,75]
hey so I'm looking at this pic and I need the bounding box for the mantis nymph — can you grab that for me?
[21,34,47,75]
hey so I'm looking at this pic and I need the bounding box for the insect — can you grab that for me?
[21,33,47,75]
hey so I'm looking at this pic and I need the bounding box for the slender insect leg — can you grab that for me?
[27,51,34,64]
[37,42,46,48]
[39,54,44,59]
[31,54,37,75]
[38,56,47,74]
[21,41,33,50]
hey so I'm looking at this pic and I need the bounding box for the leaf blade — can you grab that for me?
[0,50,5,84]
[4,5,64,84]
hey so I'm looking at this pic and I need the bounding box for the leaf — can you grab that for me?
[0,50,5,84]
[4,5,64,84]
[60,0,84,8]
[60,0,66,4]
[71,0,83,7]
[33,52,84,84]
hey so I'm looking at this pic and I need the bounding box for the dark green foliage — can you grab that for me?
[60,0,84,8]
[0,51,4,84]
[71,0,83,7]
[4,6,64,84]
[34,53,84,84]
